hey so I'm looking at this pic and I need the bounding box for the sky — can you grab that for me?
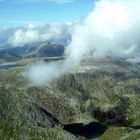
[0,0,94,28]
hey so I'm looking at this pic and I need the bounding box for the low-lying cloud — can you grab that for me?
[27,61,61,86]
[28,0,140,85]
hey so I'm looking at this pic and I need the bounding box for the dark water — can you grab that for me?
[64,122,107,139]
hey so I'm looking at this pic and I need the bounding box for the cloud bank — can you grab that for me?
[65,0,140,59]
[8,22,73,47]
[28,0,140,85]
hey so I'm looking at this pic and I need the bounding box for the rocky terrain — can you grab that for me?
[0,58,140,140]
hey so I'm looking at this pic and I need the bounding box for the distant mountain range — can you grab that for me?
[0,49,21,63]
[0,42,65,63]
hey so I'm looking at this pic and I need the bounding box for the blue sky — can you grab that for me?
[0,0,95,28]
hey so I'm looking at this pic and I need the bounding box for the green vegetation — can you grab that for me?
[0,58,139,139]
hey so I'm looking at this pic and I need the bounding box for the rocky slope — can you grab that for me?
[0,58,139,140]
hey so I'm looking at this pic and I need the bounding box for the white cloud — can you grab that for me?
[65,0,140,59]
[27,61,62,86]
[0,28,17,46]
[8,22,73,47]
[27,0,140,85]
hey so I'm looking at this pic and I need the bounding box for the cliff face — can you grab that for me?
[0,58,140,140]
